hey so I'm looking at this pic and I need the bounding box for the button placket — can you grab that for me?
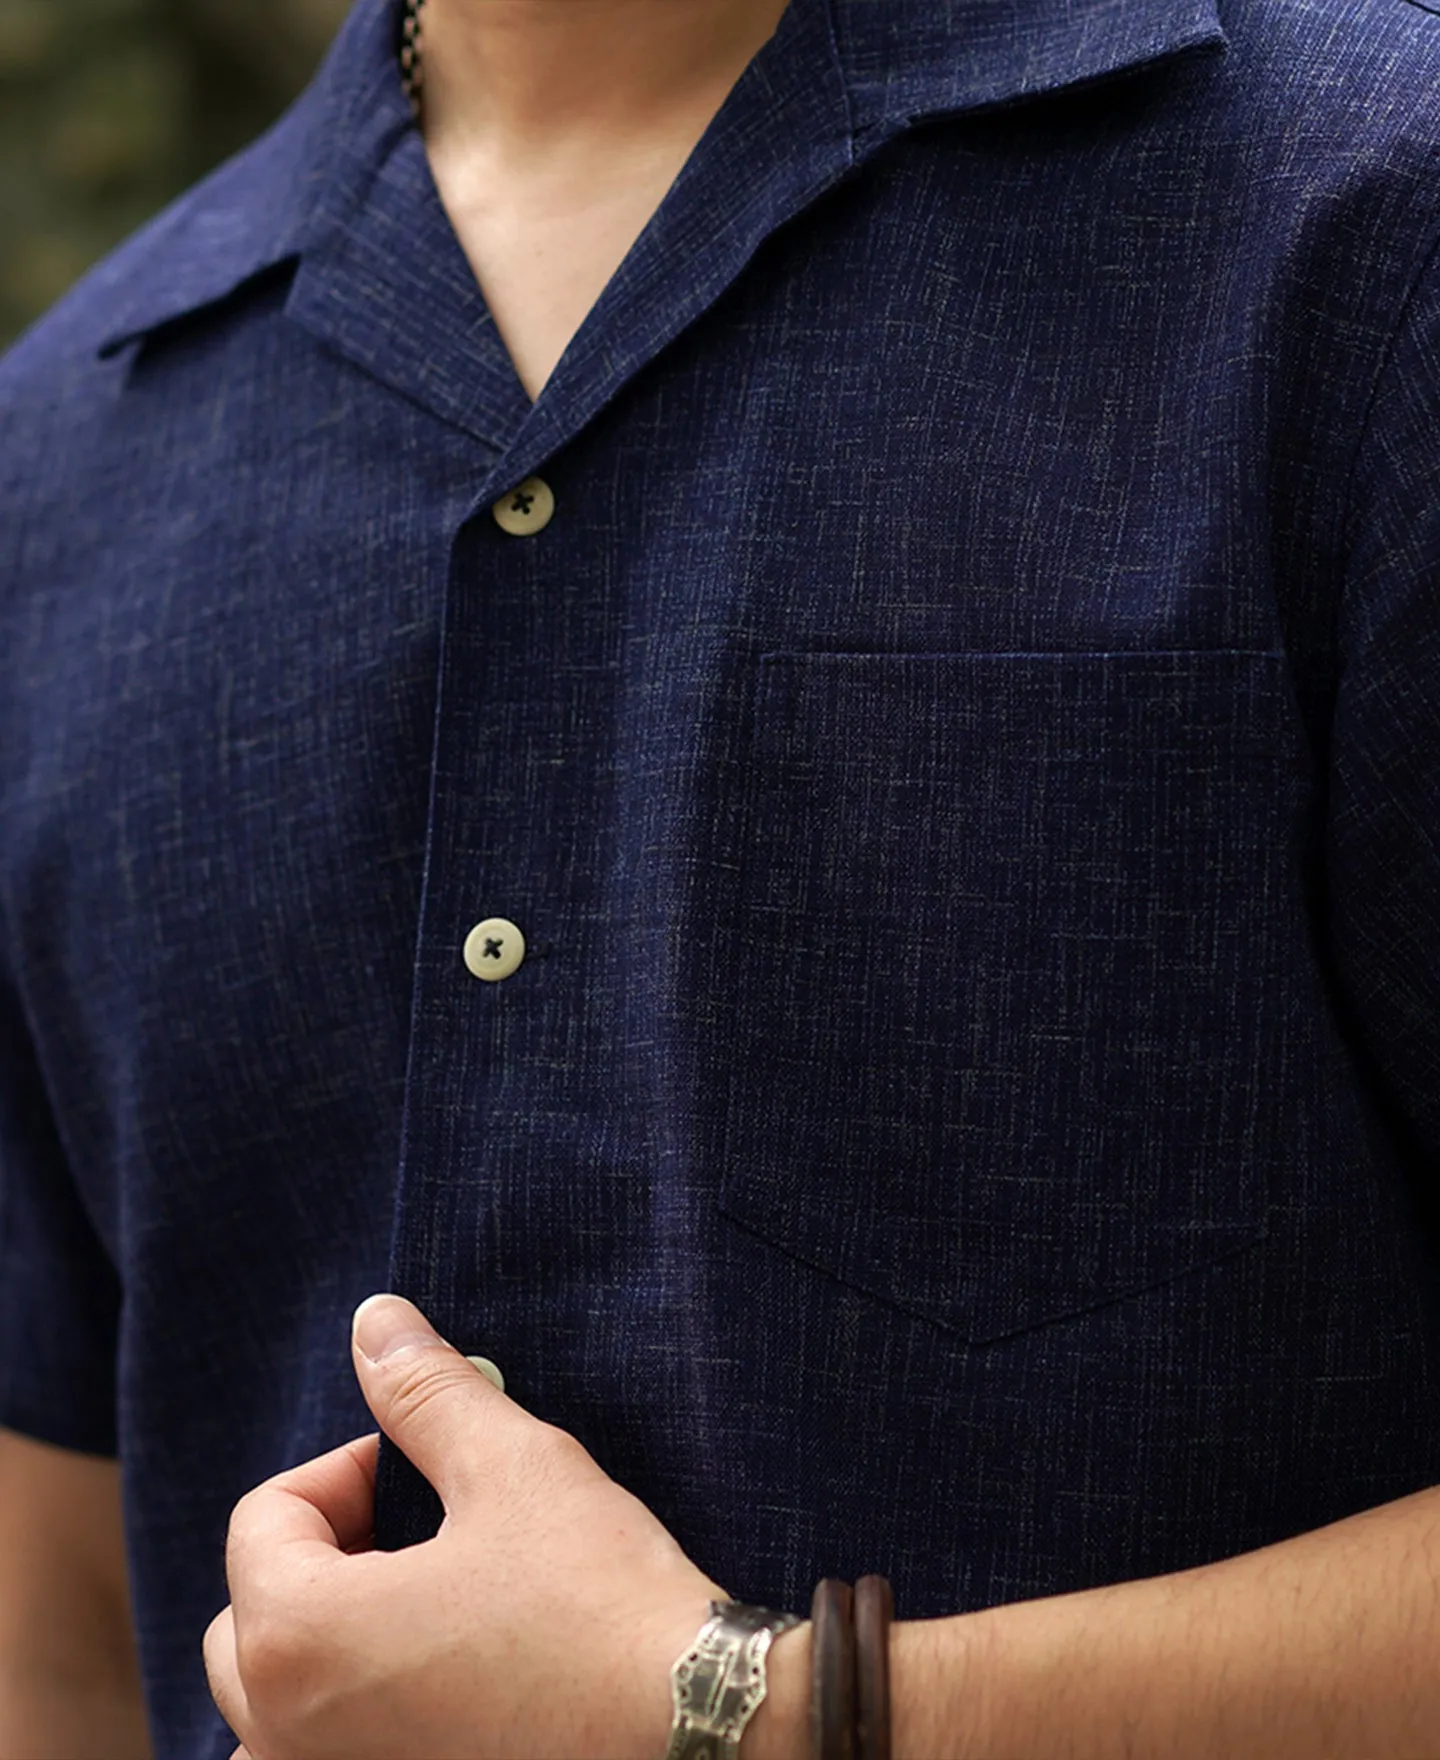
[381,466,570,1550]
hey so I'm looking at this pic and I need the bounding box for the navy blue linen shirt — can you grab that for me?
[6,0,1440,1751]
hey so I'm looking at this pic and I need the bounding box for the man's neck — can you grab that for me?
[418,0,792,163]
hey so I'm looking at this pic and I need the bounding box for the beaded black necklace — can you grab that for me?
[400,0,427,115]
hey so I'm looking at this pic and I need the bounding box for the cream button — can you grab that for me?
[466,1356,506,1393]
[491,476,555,536]
[463,917,526,982]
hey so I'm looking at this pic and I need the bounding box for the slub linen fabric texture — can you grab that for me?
[4,0,1440,1750]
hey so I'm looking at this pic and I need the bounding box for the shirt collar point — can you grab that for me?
[833,0,1227,125]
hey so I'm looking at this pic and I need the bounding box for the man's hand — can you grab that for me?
[203,1295,725,1760]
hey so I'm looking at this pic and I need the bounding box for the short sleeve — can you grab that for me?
[0,954,120,1457]
[1331,243,1440,1163]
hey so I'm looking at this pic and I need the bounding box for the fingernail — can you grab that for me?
[353,1293,441,1363]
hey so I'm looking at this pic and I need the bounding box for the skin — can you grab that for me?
[417,0,795,151]
[0,1430,152,1759]
[203,5,1440,1755]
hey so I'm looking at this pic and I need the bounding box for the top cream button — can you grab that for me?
[464,917,526,982]
[492,477,555,536]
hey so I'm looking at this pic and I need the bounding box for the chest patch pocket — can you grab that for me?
[716,649,1305,1341]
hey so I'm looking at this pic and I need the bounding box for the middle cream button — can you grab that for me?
[464,917,526,981]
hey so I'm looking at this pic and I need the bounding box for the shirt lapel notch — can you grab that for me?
[93,0,400,359]
[93,121,315,359]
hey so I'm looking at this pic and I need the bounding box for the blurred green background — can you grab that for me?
[0,0,351,346]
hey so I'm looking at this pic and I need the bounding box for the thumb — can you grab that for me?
[350,1293,509,1509]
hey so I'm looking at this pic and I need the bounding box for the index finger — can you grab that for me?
[227,1432,380,1592]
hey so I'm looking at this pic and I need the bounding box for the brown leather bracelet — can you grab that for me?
[809,1578,855,1760]
[853,1575,894,1760]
